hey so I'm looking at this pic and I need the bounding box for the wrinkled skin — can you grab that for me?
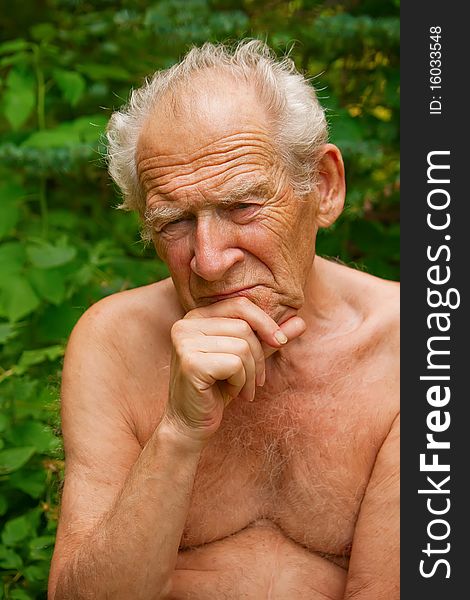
[49,71,399,600]
[136,74,344,445]
[137,73,329,325]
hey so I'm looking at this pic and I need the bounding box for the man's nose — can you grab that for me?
[190,216,244,281]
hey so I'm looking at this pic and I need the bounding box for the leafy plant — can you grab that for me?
[0,1,399,597]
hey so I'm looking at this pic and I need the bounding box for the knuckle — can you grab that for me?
[179,351,195,372]
[232,355,244,371]
[236,296,251,309]
[238,338,250,357]
[184,308,201,319]
[170,320,185,341]
[238,320,252,336]
[176,337,191,356]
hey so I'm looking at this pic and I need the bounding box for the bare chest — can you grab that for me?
[179,358,397,557]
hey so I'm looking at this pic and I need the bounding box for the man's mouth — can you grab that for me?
[199,285,258,303]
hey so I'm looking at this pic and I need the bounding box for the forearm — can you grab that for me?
[53,419,203,600]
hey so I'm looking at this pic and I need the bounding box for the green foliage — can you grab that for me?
[0,1,399,597]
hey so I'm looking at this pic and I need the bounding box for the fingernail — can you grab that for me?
[261,369,266,386]
[274,330,288,345]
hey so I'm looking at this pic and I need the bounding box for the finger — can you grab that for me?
[179,318,265,386]
[218,381,244,406]
[202,352,246,395]
[185,297,287,348]
[261,316,307,359]
[191,336,257,401]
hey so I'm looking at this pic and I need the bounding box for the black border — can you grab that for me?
[401,2,468,596]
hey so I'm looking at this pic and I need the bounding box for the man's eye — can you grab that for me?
[230,203,261,221]
[159,218,189,234]
[230,203,262,215]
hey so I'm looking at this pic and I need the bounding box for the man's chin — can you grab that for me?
[241,288,300,324]
[186,287,300,323]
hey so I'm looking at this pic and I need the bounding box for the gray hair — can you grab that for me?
[106,40,328,235]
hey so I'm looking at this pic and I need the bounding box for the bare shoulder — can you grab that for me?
[62,275,183,460]
[63,278,182,441]
[318,258,399,431]
[355,265,399,328]
[320,257,399,329]
[317,257,399,392]
[71,277,182,345]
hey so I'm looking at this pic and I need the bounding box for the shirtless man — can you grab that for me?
[48,41,399,600]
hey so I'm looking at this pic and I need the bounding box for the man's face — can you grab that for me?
[136,76,320,323]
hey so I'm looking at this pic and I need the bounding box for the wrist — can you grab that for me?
[156,414,207,455]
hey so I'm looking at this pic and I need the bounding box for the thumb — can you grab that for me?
[262,316,307,359]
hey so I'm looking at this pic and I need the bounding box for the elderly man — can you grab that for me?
[48,41,399,599]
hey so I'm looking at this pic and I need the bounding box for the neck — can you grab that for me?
[265,256,362,385]
[297,256,349,331]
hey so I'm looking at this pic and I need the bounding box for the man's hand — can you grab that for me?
[165,297,306,443]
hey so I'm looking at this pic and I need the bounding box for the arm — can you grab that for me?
[49,296,305,600]
[53,422,202,600]
[48,303,204,600]
[343,414,400,600]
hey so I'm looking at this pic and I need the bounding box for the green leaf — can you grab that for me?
[330,109,363,145]
[28,535,55,561]
[26,242,77,268]
[30,22,56,42]
[21,126,78,148]
[36,303,82,342]
[0,545,23,569]
[2,514,33,546]
[9,590,33,600]
[22,563,49,582]
[27,267,67,304]
[0,413,8,432]
[0,376,38,412]
[0,322,19,344]
[0,446,35,474]
[6,379,55,420]
[0,198,19,238]
[350,220,399,258]
[0,180,23,239]
[48,209,80,230]
[76,62,130,80]
[0,493,8,516]
[16,345,64,373]
[7,421,59,454]
[3,67,36,130]
[0,241,26,278]
[65,114,110,137]
[0,39,30,55]
[53,69,86,106]
[0,179,25,204]
[0,276,40,322]
[0,51,30,68]
[22,115,107,148]
[9,468,47,498]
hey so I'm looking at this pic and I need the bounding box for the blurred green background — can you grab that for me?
[0,1,399,597]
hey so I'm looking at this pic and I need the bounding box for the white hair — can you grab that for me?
[106,40,328,234]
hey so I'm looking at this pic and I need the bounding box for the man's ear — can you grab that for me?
[314,144,346,228]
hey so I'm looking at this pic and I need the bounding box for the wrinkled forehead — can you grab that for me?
[135,73,283,204]
[136,70,275,164]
